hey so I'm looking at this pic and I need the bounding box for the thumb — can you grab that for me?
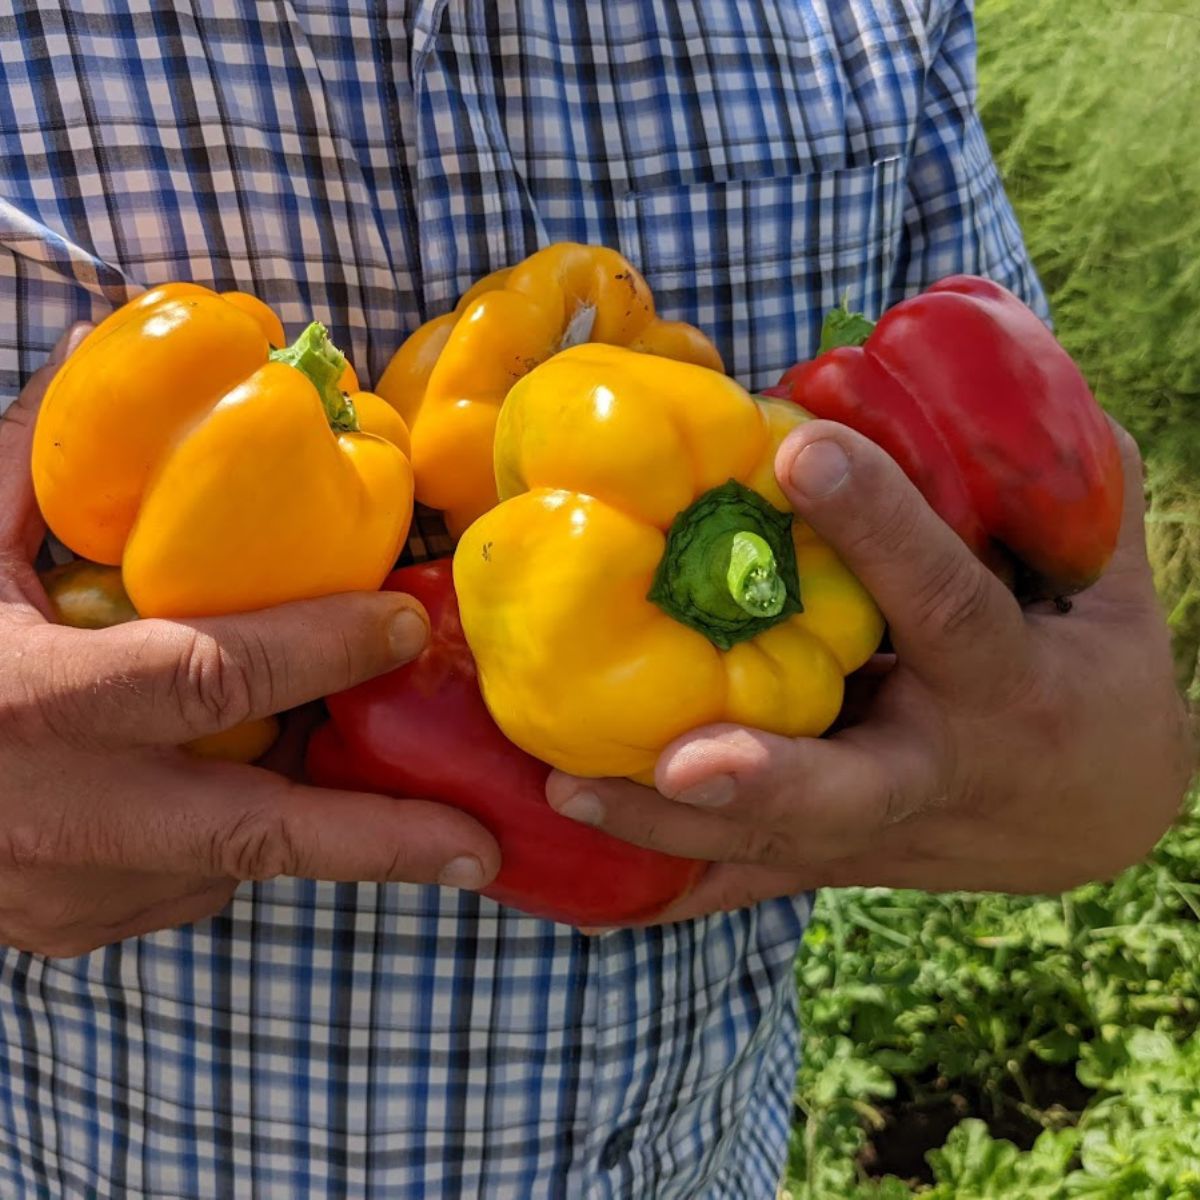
[775,420,1027,692]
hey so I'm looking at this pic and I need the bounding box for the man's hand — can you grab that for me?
[0,328,500,957]
[547,419,1195,923]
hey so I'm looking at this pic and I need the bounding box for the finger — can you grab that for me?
[548,709,941,867]
[36,755,502,889]
[662,720,938,854]
[77,878,238,950]
[6,879,238,959]
[0,864,223,932]
[547,771,760,863]
[50,590,431,745]
[1087,419,1153,595]
[775,421,1028,694]
[629,863,813,926]
[0,323,92,565]
[546,729,906,867]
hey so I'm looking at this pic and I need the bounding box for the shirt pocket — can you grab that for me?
[616,156,905,390]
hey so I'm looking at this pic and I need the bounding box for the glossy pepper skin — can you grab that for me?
[405,243,724,536]
[765,276,1124,599]
[38,559,280,763]
[373,269,511,429]
[453,344,885,782]
[32,283,414,618]
[305,560,703,926]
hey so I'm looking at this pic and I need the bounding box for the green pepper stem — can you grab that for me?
[727,532,786,617]
[269,321,359,432]
[818,303,877,353]
[648,479,802,651]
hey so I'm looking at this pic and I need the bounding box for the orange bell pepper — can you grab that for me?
[391,244,723,536]
[32,284,414,619]
[374,269,512,430]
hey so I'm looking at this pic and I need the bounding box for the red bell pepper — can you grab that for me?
[305,559,704,926]
[765,276,1124,600]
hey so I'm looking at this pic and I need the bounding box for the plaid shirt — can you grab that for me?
[0,2,1047,1197]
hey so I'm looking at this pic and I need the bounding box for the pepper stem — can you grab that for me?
[269,321,359,432]
[728,532,786,617]
[648,479,802,651]
[818,303,877,353]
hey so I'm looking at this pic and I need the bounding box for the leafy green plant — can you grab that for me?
[976,0,1200,686]
[783,4,1200,1197]
[784,802,1200,1199]
[975,0,1200,470]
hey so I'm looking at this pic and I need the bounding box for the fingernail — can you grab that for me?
[556,791,604,826]
[579,926,617,937]
[674,775,737,808]
[50,323,91,365]
[388,605,429,659]
[64,324,91,358]
[791,440,850,499]
[438,855,486,890]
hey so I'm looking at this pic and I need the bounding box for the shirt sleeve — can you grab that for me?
[887,0,1051,320]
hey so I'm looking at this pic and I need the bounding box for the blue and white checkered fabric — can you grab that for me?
[0,2,1047,1196]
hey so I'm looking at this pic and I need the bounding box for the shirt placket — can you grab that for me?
[408,0,540,313]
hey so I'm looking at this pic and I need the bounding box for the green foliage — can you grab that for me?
[974,0,1200,470]
[783,5,1200,1196]
[926,1122,1079,1200]
[975,0,1200,686]
[783,802,1200,1199]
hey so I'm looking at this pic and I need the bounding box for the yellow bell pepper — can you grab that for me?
[453,344,885,781]
[39,559,280,763]
[405,243,724,537]
[374,269,511,429]
[32,283,414,619]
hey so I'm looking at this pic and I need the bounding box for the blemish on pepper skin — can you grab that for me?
[482,541,493,562]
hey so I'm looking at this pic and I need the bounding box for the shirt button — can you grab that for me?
[600,1124,636,1170]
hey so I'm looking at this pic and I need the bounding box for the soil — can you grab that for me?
[855,1061,1093,1187]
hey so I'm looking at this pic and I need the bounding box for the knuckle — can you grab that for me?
[632,814,670,855]
[847,491,923,562]
[911,551,993,639]
[382,844,415,883]
[158,624,258,733]
[0,630,68,745]
[0,823,60,871]
[213,807,297,881]
[731,824,793,868]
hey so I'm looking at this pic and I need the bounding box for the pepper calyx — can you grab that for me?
[270,321,359,433]
[818,303,877,354]
[648,479,802,650]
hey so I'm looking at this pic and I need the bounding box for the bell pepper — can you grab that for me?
[452,344,885,782]
[305,560,703,926]
[32,283,414,619]
[373,269,512,429]
[38,559,279,762]
[404,243,724,536]
[764,276,1124,599]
